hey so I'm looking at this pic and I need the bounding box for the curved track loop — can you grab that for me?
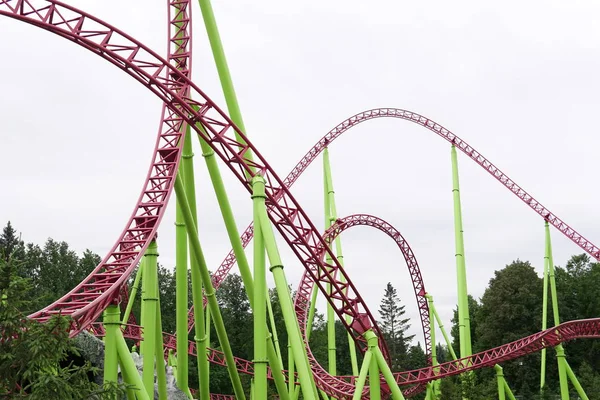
[293,214,429,398]
[0,0,388,359]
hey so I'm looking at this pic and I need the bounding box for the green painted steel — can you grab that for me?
[155,296,167,399]
[122,264,142,325]
[429,295,458,360]
[495,365,506,400]
[540,222,550,392]
[252,176,269,400]
[116,328,150,400]
[196,0,255,172]
[323,151,337,377]
[367,333,381,400]
[194,131,290,400]
[352,348,372,400]
[139,256,147,358]
[565,359,590,400]
[174,175,246,400]
[545,223,574,399]
[181,131,211,400]
[288,341,295,397]
[323,148,359,375]
[141,241,159,397]
[366,330,405,400]
[266,286,284,366]
[103,304,120,386]
[175,129,192,398]
[426,295,441,399]
[254,175,319,400]
[450,145,472,359]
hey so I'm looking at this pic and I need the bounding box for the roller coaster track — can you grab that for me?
[3,1,600,399]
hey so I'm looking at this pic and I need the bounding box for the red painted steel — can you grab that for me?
[293,214,430,398]
[0,0,386,362]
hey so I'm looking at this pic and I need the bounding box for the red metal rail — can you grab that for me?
[0,0,386,363]
[294,214,430,398]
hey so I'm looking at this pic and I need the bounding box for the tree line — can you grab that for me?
[2,220,600,398]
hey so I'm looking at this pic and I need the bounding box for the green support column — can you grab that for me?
[253,176,318,400]
[426,295,441,399]
[366,330,405,400]
[141,240,159,397]
[181,130,211,400]
[194,131,289,400]
[122,265,143,325]
[103,304,120,386]
[368,338,381,400]
[266,287,284,366]
[540,229,550,393]
[116,328,151,400]
[450,145,472,358]
[429,297,458,361]
[323,151,336,377]
[139,257,147,358]
[253,178,268,400]
[196,0,254,171]
[155,297,168,400]
[495,365,506,400]
[174,130,191,398]
[565,360,590,400]
[174,174,246,400]
[545,222,572,400]
[352,349,373,400]
[323,147,358,375]
[288,340,295,397]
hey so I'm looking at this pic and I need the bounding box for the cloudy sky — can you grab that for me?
[1,0,600,348]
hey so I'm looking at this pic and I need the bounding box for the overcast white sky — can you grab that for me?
[1,0,600,347]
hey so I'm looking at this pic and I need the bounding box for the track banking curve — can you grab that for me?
[294,214,430,398]
[0,0,389,359]
[3,1,600,398]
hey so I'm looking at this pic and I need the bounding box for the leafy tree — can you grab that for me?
[378,282,414,371]
[475,260,543,397]
[0,255,123,399]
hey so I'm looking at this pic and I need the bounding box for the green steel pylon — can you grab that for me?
[541,221,589,400]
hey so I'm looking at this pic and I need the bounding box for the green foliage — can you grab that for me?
[0,255,124,399]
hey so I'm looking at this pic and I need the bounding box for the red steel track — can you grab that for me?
[293,214,429,398]
[3,1,600,399]
[0,0,387,360]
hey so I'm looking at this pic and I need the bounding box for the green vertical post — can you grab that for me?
[253,178,268,400]
[352,349,373,400]
[141,240,159,397]
[254,176,318,400]
[545,223,569,400]
[451,145,472,358]
[323,147,358,375]
[288,340,295,397]
[155,298,168,400]
[139,256,147,358]
[195,132,289,400]
[118,355,138,400]
[426,294,441,399]
[369,340,381,400]
[540,225,549,393]
[122,265,143,325]
[495,365,506,400]
[181,130,211,400]
[174,175,246,400]
[266,287,284,366]
[103,304,120,387]
[323,150,336,377]
[175,129,192,398]
[116,329,151,400]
